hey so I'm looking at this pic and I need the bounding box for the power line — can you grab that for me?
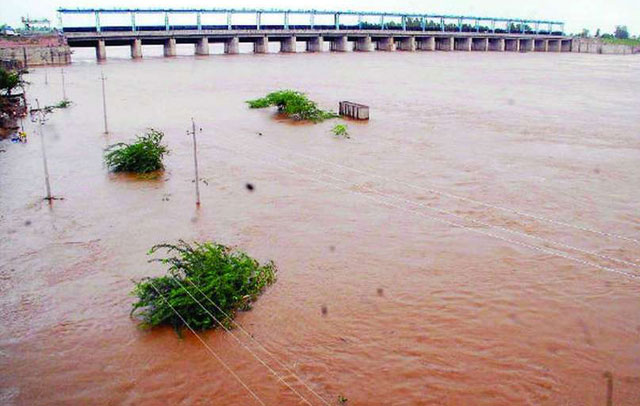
[148,281,268,406]
[183,278,333,406]
[232,140,640,270]
[260,140,640,245]
[171,278,316,406]
[210,139,639,281]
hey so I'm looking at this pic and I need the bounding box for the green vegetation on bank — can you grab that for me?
[0,67,23,97]
[131,241,277,335]
[601,37,640,46]
[247,90,338,123]
[104,129,169,173]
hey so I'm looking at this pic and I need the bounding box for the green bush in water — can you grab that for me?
[104,129,169,173]
[247,90,338,123]
[131,241,277,335]
[54,99,71,108]
[331,124,349,138]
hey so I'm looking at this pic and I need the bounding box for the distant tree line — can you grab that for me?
[579,25,636,40]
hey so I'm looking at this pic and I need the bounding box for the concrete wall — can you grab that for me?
[571,38,640,55]
[0,45,71,66]
[0,35,71,66]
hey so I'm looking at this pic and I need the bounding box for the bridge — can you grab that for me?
[58,8,572,60]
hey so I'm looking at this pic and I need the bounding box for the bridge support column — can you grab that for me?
[519,38,534,52]
[254,37,268,54]
[377,37,396,51]
[417,37,435,51]
[528,39,535,52]
[307,36,324,52]
[225,37,239,54]
[195,37,209,55]
[330,36,348,52]
[488,38,505,52]
[471,37,488,51]
[163,38,176,57]
[130,39,142,59]
[281,36,296,53]
[455,37,472,51]
[355,36,372,51]
[505,38,519,52]
[96,39,106,60]
[398,37,416,51]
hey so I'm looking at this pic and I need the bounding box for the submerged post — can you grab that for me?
[60,67,66,100]
[35,99,53,201]
[100,71,108,134]
[190,118,201,207]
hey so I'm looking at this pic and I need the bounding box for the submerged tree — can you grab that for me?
[131,241,277,336]
[104,129,169,173]
[247,90,337,123]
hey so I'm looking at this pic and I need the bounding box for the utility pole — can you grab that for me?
[189,118,201,206]
[60,67,67,100]
[100,71,108,134]
[34,99,53,201]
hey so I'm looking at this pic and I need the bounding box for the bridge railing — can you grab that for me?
[58,8,565,35]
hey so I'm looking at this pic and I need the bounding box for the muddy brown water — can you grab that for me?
[1,46,640,405]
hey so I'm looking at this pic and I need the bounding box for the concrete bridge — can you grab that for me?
[58,8,572,60]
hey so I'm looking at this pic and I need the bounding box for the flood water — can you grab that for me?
[1,47,640,405]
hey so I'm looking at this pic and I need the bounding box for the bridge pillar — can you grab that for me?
[520,38,534,52]
[164,38,176,57]
[195,37,209,55]
[470,37,488,51]
[330,36,348,52]
[355,36,373,52]
[96,39,107,60]
[487,38,505,51]
[131,39,142,59]
[454,37,472,51]
[254,37,268,54]
[434,37,452,51]
[416,37,435,51]
[548,39,561,52]
[307,36,324,52]
[225,37,240,54]
[398,37,416,51]
[377,37,396,51]
[505,38,519,52]
[484,38,489,51]
[281,36,296,53]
